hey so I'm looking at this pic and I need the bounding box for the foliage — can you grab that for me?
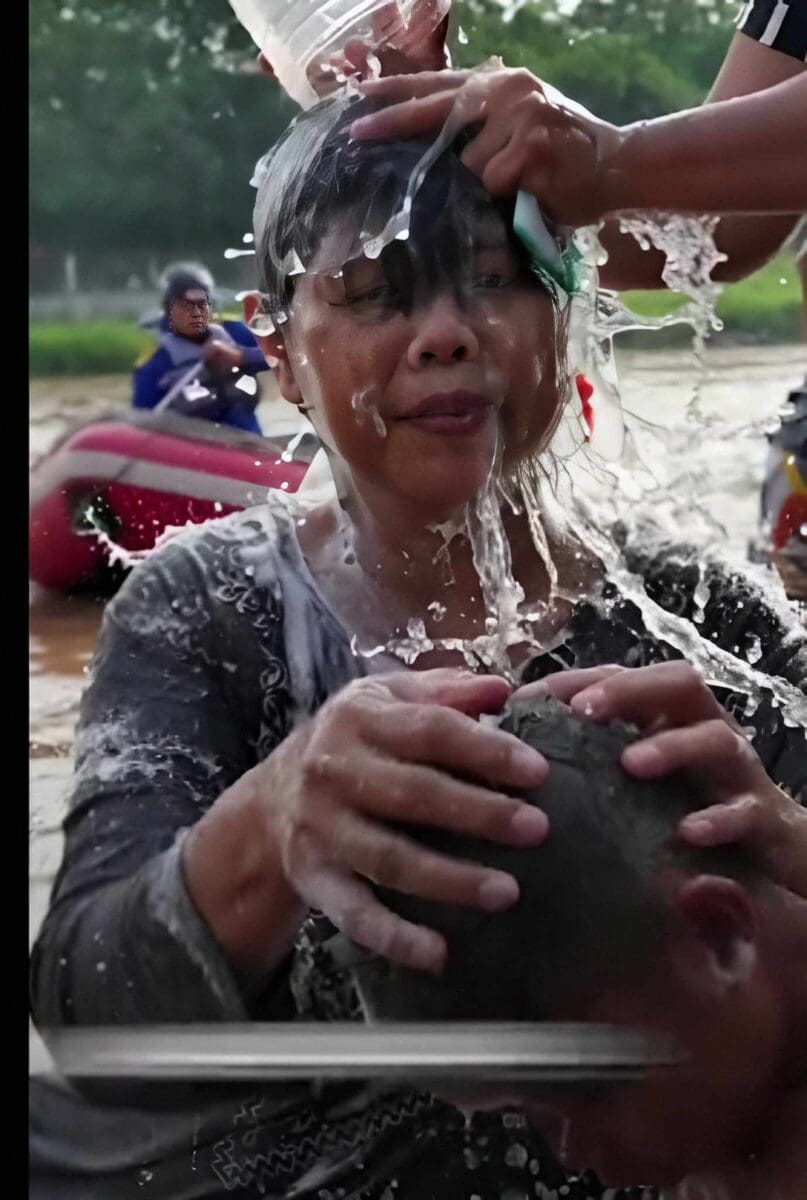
[622,254,803,344]
[29,320,154,375]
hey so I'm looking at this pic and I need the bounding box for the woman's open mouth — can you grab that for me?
[399,391,495,436]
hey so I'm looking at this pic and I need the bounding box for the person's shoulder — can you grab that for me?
[133,342,169,374]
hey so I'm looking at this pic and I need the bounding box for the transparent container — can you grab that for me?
[229,0,450,108]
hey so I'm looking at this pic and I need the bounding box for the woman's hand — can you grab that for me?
[184,669,548,976]
[514,662,807,898]
[351,66,623,227]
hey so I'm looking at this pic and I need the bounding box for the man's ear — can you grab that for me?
[670,875,759,998]
[243,293,304,407]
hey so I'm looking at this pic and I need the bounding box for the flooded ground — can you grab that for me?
[28,344,805,942]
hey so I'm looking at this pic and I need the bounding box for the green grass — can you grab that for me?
[622,254,803,343]
[29,257,803,377]
[29,321,155,377]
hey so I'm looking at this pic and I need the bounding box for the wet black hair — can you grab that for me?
[252,93,550,324]
[300,697,761,1024]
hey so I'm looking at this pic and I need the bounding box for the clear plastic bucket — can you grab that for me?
[229,0,450,108]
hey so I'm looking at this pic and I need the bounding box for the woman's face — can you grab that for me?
[263,203,560,521]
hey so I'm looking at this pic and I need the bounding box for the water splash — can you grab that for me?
[351,389,387,439]
[617,214,726,413]
[281,429,310,462]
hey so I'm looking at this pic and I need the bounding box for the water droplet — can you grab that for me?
[505,1143,529,1169]
[745,635,763,665]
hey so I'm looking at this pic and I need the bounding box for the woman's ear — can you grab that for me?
[243,293,304,407]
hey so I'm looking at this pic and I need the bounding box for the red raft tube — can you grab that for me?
[29,410,315,593]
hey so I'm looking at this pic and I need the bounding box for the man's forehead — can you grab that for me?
[178,288,208,302]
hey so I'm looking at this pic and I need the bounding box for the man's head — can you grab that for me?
[162,266,212,340]
[248,95,565,520]
[310,697,796,1186]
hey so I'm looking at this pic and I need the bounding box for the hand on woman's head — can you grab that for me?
[352,66,622,227]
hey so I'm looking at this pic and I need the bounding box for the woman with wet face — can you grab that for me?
[30,94,806,1200]
[245,113,573,663]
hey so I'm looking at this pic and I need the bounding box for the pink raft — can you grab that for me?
[29,410,312,591]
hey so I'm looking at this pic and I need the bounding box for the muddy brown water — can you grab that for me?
[28,347,806,942]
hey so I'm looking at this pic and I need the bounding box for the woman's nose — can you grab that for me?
[406,296,480,369]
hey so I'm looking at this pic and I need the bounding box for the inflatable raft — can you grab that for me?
[29,410,314,592]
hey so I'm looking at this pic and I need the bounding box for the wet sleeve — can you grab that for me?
[131,350,167,411]
[29,543,284,1026]
[737,0,807,62]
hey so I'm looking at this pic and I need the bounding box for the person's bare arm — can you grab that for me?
[599,32,804,290]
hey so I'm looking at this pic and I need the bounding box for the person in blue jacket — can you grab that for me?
[132,265,267,434]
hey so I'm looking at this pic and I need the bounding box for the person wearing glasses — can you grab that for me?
[132,264,267,434]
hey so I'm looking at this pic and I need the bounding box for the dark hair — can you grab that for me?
[252,93,552,324]
[303,696,760,1024]
[162,266,212,314]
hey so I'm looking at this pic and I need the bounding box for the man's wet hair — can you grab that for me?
[307,697,762,1024]
[252,93,551,325]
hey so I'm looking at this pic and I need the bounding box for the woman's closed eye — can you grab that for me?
[471,246,522,293]
[474,271,515,291]
[344,283,399,307]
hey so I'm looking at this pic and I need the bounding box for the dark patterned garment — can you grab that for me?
[30,500,806,1200]
[738,0,807,61]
